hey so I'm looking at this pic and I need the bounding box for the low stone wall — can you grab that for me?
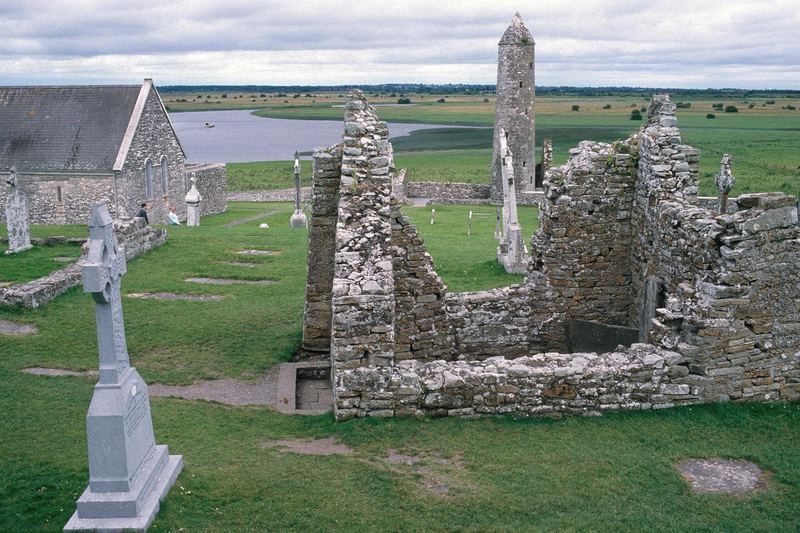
[114,216,167,260]
[406,182,490,202]
[337,344,702,418]
[697,196,743,213]
[186,163,227,216]
[227,188,311,203]
[0,217,166,308]
[519,191,544,206]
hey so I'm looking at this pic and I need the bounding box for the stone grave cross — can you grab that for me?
[83,204,129,384]
[66,202,182,532]
[290,150,308,228]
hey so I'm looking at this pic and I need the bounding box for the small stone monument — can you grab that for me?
[467,210,473,236]
[4,167,32,254]
[290,151,308,229]
[496,128,530,274]
[65,203,182,532]
[185,172,202,226]
[715,153,735,215]
[430,208,436,225]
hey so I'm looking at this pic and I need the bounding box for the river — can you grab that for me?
[169,109,448,163]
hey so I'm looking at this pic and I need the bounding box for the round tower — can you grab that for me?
[491,12,535,203]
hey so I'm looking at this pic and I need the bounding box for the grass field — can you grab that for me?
[2,202,799,531]
[216,92,799,196]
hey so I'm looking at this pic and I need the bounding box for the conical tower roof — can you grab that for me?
[499,12,534,45]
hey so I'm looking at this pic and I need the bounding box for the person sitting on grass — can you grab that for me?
[168,206,181,225]
[136,203,149,225]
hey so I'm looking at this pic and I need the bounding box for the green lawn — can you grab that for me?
[403,203,539,292]
[2,202,799,531]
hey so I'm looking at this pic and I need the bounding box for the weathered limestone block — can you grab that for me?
[4,168,32,254]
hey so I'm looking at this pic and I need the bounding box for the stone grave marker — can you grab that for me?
[290,151,308,229]
[65,203,183,532]
[185,173,202,226]
[4,167,32,254]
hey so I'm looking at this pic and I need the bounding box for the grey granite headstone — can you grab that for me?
[185,173,202,227]
[65,203,182,532]
[290,151,308,229]
[5,167,32,254]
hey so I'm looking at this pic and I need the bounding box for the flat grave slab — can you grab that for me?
[215,261,258,268]
[676,458,767,495]
[236,249,281,256]
[185,277,278,286]
[0,319,37,336]
[127,292,224,301]
[260,438,352,456]
[23,367,97,377]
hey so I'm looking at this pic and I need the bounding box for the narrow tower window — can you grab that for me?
[529,62,533,70]
[519,81,523,88]
[145,159,153,198]
[160,156,168,194]
[56,186,62,203]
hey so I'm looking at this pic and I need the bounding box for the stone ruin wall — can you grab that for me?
[0,173,115,224]
[186,163,228,217]
[118,86,188,224]
[302,144,343,353]
[304,91,800,421]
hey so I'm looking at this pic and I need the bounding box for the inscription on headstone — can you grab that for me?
[65,203,183,532]
[4,167,32,254]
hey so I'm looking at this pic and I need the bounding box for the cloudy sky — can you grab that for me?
[1,0,798,88]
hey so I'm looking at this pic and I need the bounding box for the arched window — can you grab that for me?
[145,159,153,198]
[160,156,168,194]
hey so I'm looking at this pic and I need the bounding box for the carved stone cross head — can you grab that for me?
[294,151,301,174]
[83,203,127,304]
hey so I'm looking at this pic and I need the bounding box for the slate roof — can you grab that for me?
[0,85,142,172]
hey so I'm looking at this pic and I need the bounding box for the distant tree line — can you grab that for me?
[160,84,800,99]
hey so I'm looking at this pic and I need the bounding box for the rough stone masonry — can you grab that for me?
[491,12,536,202]
[302,91,800,421]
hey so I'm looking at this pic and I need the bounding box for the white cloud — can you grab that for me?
[0,0,798,88]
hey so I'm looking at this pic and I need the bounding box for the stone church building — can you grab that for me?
[0,79,226,225]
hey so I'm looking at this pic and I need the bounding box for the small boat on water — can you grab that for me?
[204,122,215,128]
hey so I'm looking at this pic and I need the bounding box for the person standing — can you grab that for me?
[136,203,149,225]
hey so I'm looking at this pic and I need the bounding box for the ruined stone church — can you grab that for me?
[301,89,799,422]
[0,79,226,225]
